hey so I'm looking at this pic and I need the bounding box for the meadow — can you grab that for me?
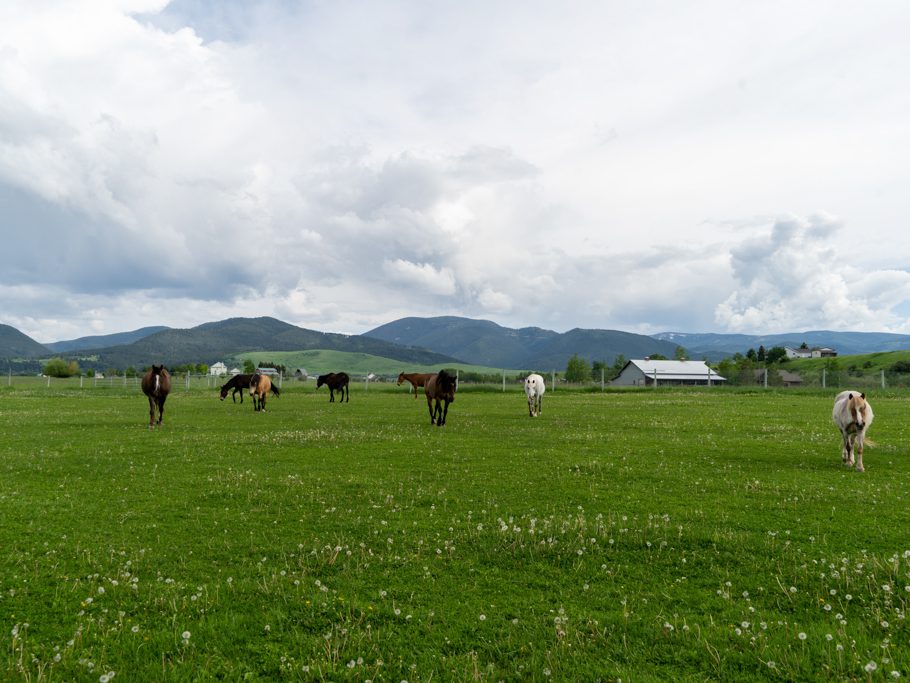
[1,382,909,681]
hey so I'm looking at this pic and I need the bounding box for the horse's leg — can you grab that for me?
[345,384,349,402]
[855,430,865,472]
[157,396,166,425]
[329,388,335,403]
[147,395,155,429]
[427,396,436,424]
[412,381,418,399]
[437,400,448,427]
[538,394,542,416]
[843,432,854,467]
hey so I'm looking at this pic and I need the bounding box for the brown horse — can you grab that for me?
[141,364,171,428]
[316,372,350,402]
[249,373,275,412]
[397,372,434,399]
[425,369,457,426]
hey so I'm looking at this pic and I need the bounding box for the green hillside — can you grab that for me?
[774,350,910,388]
[233,349,516,378]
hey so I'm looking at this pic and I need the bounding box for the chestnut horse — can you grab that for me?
[397,372,434,399]
[249,373,277,412]
[832,390,874,472]
[316,372,350,402]
[141,364,171,428]
[425,369,457,426]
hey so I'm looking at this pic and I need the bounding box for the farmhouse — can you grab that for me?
[753,368,803,387]
[785,346,837,359]
[209,362,228,376]
[611,359,726,387]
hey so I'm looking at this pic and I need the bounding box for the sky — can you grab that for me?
[2,0,910,343]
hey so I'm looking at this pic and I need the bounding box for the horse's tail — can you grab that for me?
[271,384,281,397]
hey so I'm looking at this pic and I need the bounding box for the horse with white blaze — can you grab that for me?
[524,373,546,417]
[832,390,874,472]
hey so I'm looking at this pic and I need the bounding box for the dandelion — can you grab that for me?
[789,586,797,594]
[182,631,191,642]
[798,632,807,641]
[866,662,878,673]
[891,672,901,679]
[845,594,852,601]
[131,625,139,633]
[825,634,833,641]
[479,614,486,621]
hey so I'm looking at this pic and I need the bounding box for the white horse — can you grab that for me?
[524,373,546,417]
[832,390,874,472]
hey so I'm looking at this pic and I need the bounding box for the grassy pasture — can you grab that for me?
[2,384,910,681]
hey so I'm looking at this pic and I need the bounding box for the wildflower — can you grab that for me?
[182,631,191,641]
[798,632,807,641]
[825,633,833,641]
[479,614,486,621]
[866,662,878,673]
[131,625,139,633]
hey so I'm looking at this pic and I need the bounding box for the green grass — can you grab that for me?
[2,385,910,681]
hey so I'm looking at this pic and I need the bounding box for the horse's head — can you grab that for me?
[438,370,457,401]
[219,384,229,401]
[249,374,260,394]
[848,392,868,429]
[316,376,325,389]
[397,373,405,386]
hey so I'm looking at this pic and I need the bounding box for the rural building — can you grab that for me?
[256,367,279,376]
[753,368,803,387]
[611,359,726,387]
[785,346,837,359]
[209,362,228,376]
[293,368,308,380]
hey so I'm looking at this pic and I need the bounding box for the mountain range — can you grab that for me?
[3,316,910,373]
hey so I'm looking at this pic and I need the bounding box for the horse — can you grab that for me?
[316,372,350,402]
[249,373,277,412]
[397,372,435,399]
[141,364,171,428]
[832,390,874,472]
[524,373,546,417]
[220,373,253,403]
[425,369,457,426]
[220,373,279,403]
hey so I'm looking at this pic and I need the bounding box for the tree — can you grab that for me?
[565,354,591,383]
[757,345,766,362]
[674,346,688,360]
[591,360,608,381]
[611,354,627,375]
[243,359,256,374]
[43,357,79,378]
[766,346,788,364]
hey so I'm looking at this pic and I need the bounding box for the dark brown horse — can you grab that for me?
[220,373,253,403]
[249,373,277,412]
[397,372,434,399]
[316,372,350,402]
[141,364,171,428]
[425,369,457,426]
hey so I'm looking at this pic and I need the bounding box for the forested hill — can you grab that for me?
[45,326,169,353]
[76,317,459,369]
[364,316,681,369]
[0,324,50,359]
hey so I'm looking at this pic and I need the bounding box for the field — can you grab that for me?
[2,383,910,681]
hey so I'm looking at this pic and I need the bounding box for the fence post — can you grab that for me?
[502,370,506,393]
[551,370,556,392]
[822,368,826,389]
[601,367,605,391]
[653,369,658,387]
[764,368,768,388]
[882,369,886,390]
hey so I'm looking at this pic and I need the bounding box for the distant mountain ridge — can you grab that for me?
[0,323,50,358]
[364,316,681,369]
[71,317,459,370]
[44,326,170,353]
[653,330,910,359]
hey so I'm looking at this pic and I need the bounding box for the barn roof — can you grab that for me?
[626,359,726,381]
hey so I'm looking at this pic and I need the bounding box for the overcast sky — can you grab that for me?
[2,0,910,343]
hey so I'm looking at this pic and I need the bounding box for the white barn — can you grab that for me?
[209,362,228,376]
[611,359,726,387]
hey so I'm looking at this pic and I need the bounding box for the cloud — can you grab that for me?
[715,215,910,332]
[382,259,457,296]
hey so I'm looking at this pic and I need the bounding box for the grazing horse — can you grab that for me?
[425,369,457,426]
[141,364,171,428]
[832,390,874,472]
[220,373,253,403]
[220,373,279,403]
[316,372,350,402]
[249,373,277,412]
[524,373,546,417]
[397,372,435,399]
